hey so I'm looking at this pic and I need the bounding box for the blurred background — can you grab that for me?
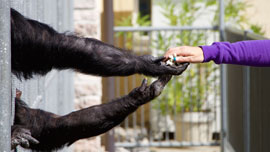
[74,0,270,152]
[1,0,270,152]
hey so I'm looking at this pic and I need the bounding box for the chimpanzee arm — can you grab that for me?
[11,8,188,79]
[14,76,171,151]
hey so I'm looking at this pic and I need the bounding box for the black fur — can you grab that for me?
[13,76,172,151]
[11,8,188,79]
[10,8,189,151]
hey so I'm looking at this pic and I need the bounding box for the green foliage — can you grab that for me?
[158,0,216,26]
[250,24,265,36]
[225,0,250,29]
[213,0,265,35]
[115,13,151,48]
[116,15,132,26]
[136,13,151,26]
[152,0,265,115]
[115,0,265,114]
[152,0,219,114]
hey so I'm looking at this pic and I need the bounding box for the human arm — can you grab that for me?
[164,40,270,67]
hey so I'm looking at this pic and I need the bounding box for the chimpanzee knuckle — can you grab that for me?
[131,88,141,96]
[138,86,144,92]
[139,84,147,92]
[12,139,19,145]
[22,133,33,140]
[21,140,30,148]
[153,56,165,63]
[153,87,162,97]
[177,64,188,70]
[172,69,180,75]
[24,134,39,144]
[21,128,31,134]
[152,82,164,96]
[177,71,183,75]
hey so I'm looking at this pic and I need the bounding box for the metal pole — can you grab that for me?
[103,0,115,152]
[219,0,227,152]
[114,26,217,32]
[243,31,250,152]
[0,1,12,151]
[219,0,226,42]
[243,66,250,152]
[220,64,228,152]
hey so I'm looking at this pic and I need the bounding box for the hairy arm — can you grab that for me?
[14,76,172,151]
[11,8,188,79]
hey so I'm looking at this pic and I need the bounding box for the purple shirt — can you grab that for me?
[201,40,270,67]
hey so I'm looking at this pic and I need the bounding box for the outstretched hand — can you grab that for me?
[164,46,204,63]
[11,125,39,150]
[129,75,172,106]
[138,55,189,77]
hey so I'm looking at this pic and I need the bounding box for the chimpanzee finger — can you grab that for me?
[177,62,189,71]
[11,139,20,150]
[149,75,172,97]
[19,137,30,148]
[139,78,148,92]
[21,133,39,144]
[176,62,189,75]
[16,89,22,99]
[167,62,189,75]
[153,56,165,63]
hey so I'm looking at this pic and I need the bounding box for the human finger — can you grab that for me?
[175,56,193,63]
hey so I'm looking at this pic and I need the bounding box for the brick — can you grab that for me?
[74,23,98,37]
[74,0,96,9]
[74,9,98,22]
[73,137,103,152]
[73,0,102,150]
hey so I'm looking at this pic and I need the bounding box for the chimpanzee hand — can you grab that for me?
[129,75,172,106]
[11,125,39,150]
[137,55,189,77]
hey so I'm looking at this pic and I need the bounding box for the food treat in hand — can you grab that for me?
[166,53,178,66]
[161,53,187,68]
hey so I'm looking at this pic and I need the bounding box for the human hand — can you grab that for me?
[164,46,204,63]
[138,55,189,77]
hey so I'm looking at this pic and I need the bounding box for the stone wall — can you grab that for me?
[73,0,103,151]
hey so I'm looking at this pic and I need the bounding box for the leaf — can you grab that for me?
[206,0,216,7]
[250,24,265,35]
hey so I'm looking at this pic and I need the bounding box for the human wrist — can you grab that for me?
[197,46,204,62]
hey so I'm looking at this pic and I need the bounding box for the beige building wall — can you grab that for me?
[100,0,136,12]
[114,0,136,11]
[73,0,103,152]
[245,0,270,37]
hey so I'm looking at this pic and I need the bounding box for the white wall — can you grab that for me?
[244,0,270,37]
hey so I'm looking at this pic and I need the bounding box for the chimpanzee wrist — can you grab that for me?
[128,88,147,106]
[134,56,146,74]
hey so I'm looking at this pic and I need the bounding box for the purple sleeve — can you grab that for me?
[201,40,270,67]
